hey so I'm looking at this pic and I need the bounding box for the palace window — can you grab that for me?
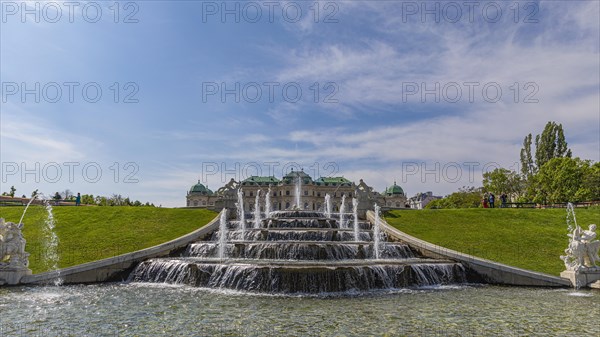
[286,190,290,196]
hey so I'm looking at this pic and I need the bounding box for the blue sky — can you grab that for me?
[1,0,599,206]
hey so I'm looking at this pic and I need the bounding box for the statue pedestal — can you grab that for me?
[0,267,32,286]
[561,269,600,288]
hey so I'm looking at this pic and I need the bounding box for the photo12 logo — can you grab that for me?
[401,81,539,104]
[400,1,539,24]
[202,81,339,104]
[1,1,140,23]
[1,162,140,184]
[401,161,520,184]
[200,1,339,24]
[1,82,140,103]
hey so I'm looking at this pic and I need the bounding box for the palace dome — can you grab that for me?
[189,181,213,195]
[385,182,405,196]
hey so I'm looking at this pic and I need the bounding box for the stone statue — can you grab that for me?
[0,218,30,268]
[561,223,600,272]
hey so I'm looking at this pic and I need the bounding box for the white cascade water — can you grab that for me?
[254,190,262,229]
[295,176,302,209]
[18,195,38,225]
[339,195,347,229]
[325,194,332,218]
[265,186,272,218]
[352,198,359,242]
[218,208,228,260]
[373,203,381,259]
[42,198,62,285]
[566,202,577,233]
[236,189,245,239]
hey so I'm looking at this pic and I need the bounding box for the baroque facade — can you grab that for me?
[186,170,408,212]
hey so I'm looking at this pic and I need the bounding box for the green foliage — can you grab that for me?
[534,121,572,170]
[520,133,534,178]
[385,207,600,275]
[8,186,16,197]
[0,206,218,273]
[531,157,599,203]
[425,186,482,209]
[482,168,525,197]
[520,121,572,179]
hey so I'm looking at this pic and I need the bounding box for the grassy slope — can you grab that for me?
[0,206,218,274]
[385,208,600,276]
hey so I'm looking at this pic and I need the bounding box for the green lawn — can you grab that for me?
[385,207,600,276]
[0,206,218,274]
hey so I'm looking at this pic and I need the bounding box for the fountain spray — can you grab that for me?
[254,190,262,229]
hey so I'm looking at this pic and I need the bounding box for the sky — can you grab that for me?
[1,0,599,207]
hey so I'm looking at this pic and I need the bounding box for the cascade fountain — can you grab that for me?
[130,202,466,294]
[324,194,332,218]
[218,209,228,259]
[265,186,272,218]
[236,189,245,239]
[373,203,382,260]
[339,195,346,229]
[352,198,359,242]
[295,175,302,209]
[254,190,262,229]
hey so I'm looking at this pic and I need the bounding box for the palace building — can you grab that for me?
[186,169,408,211]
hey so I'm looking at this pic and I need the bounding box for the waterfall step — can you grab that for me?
[129,260,467,293]
[184,241,415,260]
[220,240,382,245]
[141,257,454,267]
[225,228,373,232]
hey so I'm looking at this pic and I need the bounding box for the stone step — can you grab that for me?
[146,257,455,268]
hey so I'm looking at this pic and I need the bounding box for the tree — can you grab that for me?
[425,186,482,209]
[53,192,62,201]
[62,189,73,200]
[81,194,94,205]
[31,189,39,198]
[530,157,596,204]
[483,168,525,198]
[520,122,573,176]
[534,121,572,169]
[8,186,16,197]
[520,134,534,178]
[110,194,123,206]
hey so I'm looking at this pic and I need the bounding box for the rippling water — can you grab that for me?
[1,284,598,336]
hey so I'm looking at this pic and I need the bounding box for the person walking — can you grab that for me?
[500,193,507,208]
[482,196,489,208]
[76,192,81,206]
[488,193,495,208]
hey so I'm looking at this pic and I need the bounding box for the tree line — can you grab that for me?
[428,121,599,208]
[1,187,156,207]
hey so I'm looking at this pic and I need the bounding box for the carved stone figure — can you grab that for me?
[561,223,600,272]
[0,218,30,268]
